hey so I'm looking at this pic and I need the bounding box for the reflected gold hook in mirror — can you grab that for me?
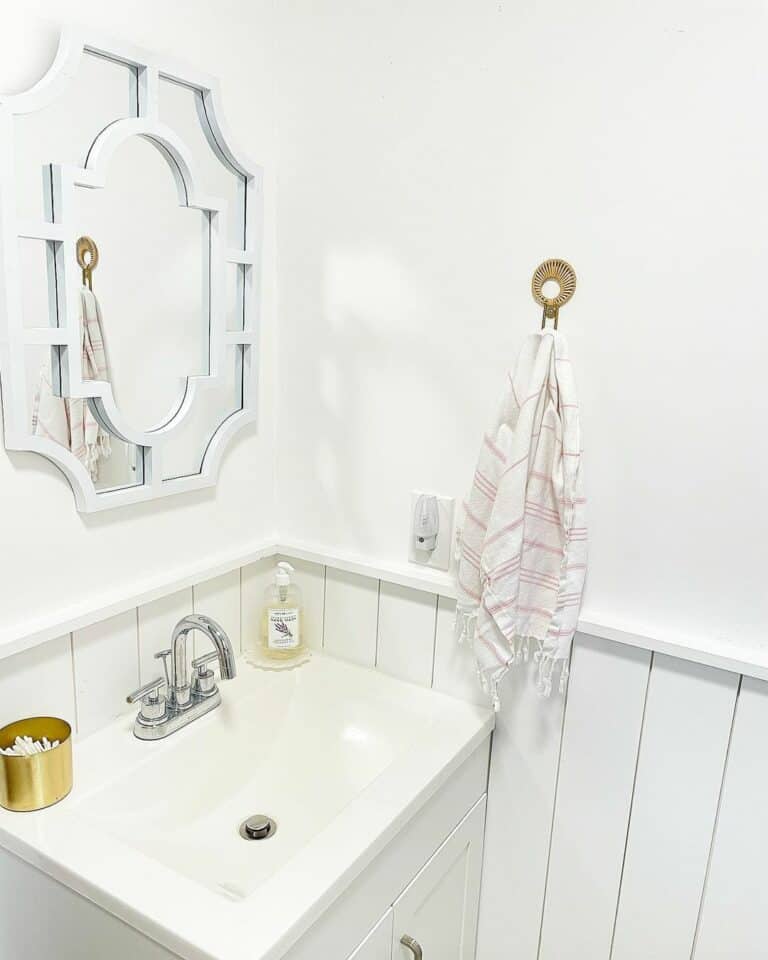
[76,235,99,290]
[532,258,576,330]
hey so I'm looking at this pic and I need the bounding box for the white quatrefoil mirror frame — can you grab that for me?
[0,30,262,512]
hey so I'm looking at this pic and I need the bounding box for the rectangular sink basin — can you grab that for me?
[73,654,440,899]
[0,652,493,960]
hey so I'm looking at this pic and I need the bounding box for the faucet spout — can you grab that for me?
[170,615,236,708]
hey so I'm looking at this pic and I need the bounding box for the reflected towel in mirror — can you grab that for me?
[32,287,112,481]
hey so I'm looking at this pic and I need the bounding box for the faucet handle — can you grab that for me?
[154,648,173,687]
[191,651,221,698]
[126,677,168,726]
[191,651,219,676]
[126,677,165,704]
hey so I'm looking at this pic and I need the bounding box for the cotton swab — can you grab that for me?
[0,736,61,757]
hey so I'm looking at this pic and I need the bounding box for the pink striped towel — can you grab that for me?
[456,331,587,708]
[32,287,112,481]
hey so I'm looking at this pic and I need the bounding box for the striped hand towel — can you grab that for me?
[32,287,112,481]
[456,330,587,708]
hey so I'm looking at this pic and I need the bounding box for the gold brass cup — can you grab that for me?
[0,717,73,812]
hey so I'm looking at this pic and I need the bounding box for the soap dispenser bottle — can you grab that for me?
[261,562,304,660]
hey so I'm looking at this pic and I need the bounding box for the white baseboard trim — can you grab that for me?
[576,615,768,685]
[3,536,768,686]
[276,540,457,598]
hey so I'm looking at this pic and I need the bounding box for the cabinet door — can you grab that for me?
[348,910,393,960]
[393,797,486,960]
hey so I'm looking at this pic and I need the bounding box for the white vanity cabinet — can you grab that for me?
[346,797,486,960]
[391,798,485,960]
[348,912,395,960]
[284,742,489,960]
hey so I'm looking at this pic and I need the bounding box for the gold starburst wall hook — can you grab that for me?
[531,259,576,329]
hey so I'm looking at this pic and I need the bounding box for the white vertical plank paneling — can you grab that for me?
[376,582,437,687]
[692,676,768,960]
[324,568,380,668]
[611,655,738,960]
[539,634,651,960]
[241,557,275,657]
[432,597,490,707]
[193,569,241,655]
[475,659,568,960]
[72,611,138,736]
[137,588,193,683]
[0,635,76,731]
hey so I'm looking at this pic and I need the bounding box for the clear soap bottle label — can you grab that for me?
[267,608,300,649]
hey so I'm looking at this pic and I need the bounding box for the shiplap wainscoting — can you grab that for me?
[0,559,765,959]
[610,658,738,960]
[537,636,651,960]
[477,642,752,960]
[692,677,768,959]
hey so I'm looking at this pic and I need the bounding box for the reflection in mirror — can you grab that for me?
[225,261,246,331]
[162,345,245,480]
[14,52,137,222]
[24,344,144,491]
[18,237,56,328]
[76,136,209,432]
[159,79,246,250]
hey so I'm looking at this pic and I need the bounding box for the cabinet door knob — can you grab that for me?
[400,934,423,959]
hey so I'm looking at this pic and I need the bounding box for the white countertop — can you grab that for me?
[0,654,494,960]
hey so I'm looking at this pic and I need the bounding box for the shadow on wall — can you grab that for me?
[302,245,527,555]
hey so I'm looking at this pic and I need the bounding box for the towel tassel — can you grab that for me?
[454,605,477,646]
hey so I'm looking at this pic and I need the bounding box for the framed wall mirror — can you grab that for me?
[0,30,262,511]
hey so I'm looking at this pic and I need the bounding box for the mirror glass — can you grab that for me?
[14,52,137,222]
[162,345,245,480]
[75,137,209,431]
[11,50,250,496]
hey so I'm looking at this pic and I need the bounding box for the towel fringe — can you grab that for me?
[534,652,569,698]
[454,605,477,646]
[456,613,571,709]
[489,674,501,712]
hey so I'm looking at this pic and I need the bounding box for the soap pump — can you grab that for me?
[260,561,304,660]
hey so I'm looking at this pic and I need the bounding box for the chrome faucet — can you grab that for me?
[169,614,236,709]
[126,614,237,741]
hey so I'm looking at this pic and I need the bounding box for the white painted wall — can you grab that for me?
[273,0,768,653]
[0,2,278,635]
[6,0,765,656]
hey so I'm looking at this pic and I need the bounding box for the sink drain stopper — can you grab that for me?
[239,814,277,841]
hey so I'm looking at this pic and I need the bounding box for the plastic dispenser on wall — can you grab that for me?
[414,495,439,552]
[409,492,454,571]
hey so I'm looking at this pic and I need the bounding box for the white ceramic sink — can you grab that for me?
[0,652,493,960]
[75,655,443,899]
